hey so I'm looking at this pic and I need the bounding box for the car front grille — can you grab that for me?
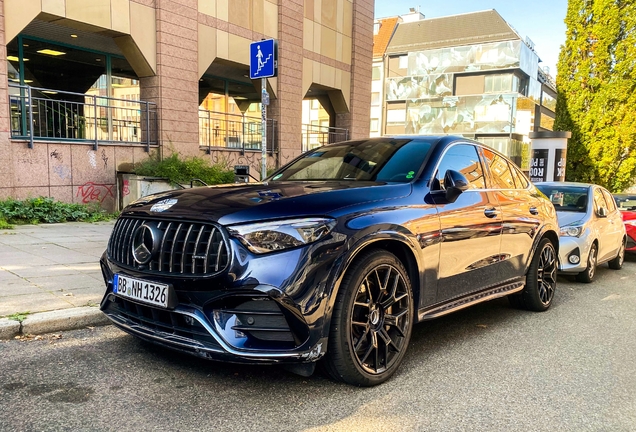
[108,217,230,276]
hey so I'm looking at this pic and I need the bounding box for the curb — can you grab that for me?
[1,307,111,340]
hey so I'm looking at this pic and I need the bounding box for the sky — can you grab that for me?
[374,0,568,77]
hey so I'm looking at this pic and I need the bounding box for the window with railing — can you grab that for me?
[198,109,278,153]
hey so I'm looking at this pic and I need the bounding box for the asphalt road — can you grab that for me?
[1,257,635,432]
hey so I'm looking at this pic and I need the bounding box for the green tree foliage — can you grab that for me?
[555,0,636,192]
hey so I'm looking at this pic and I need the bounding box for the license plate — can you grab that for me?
[113,274,170,308]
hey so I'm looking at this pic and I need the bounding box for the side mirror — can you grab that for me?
[597,207,608,218]
[444,169,470,203]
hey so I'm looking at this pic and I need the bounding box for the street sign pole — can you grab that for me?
[249,38,277,181]
[261,78,267,181]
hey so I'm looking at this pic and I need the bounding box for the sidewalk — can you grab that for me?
[0,221,115,338]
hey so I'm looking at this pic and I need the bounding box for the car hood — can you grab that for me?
[123,181,412,225]
[556,211,587,227]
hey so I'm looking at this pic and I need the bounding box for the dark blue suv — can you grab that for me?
[100,136,559,386]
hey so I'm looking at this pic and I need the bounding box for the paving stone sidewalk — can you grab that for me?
[0,221,115,337]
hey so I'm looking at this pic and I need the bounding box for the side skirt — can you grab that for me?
[417,280,524,321]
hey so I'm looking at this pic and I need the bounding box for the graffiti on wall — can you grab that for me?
[76,182,115,204]
[122,179,130,196]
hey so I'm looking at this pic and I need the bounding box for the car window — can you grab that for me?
[509,164,529,189]
[535,185,589,212]
[270,139,433,182]
[434,144,485,190]
[481,148,516,189]
[601,189,617,212]
[614,194,636,211]
[593,188,608,211]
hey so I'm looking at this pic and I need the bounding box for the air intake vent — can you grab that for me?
[107,217,230,276]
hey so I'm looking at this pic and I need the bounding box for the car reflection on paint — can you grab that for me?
[535,182,626,283]
[100,136,559,386]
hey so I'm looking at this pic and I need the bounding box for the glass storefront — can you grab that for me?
[198,76,262,149]
[6,36,142,143]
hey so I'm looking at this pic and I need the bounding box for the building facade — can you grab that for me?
[371,9,557,170]
[0,0,374,210]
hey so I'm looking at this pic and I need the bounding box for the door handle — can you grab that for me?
[529,207,539,215]
[484,208,498,218]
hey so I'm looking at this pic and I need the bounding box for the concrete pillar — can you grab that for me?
[0,0,16,198]
[141,0,201,158]
[529,131,571,183]
[335,0,373,139]
[268,0,305,167]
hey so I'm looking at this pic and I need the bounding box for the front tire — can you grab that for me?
[509,237,557,311]
[576,243,598,283]
[608,239,625,270]
[323,249,414,386]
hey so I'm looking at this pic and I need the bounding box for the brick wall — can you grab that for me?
[336,0,373,139]
[268,0,305,167]
[144,0,200,158]
[0,0,15,197]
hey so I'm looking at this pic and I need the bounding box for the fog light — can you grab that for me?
[569,254,580,264]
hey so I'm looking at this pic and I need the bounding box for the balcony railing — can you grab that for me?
[301,124,349,152]
[9,84,158,150]
[199,109,278,154]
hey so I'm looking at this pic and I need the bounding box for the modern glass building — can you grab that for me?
[372,10,558,170]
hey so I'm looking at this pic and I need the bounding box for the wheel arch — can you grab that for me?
[321,234,422,341]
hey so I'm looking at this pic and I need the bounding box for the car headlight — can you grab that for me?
[228,218,337,254]
[625,220,636,226]
[560,226,583,237]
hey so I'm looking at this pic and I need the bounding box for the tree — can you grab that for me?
[555,0,636,192]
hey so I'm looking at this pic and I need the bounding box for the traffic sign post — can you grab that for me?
[250,39,277,181]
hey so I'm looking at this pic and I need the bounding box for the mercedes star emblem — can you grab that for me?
[132,224,158,265]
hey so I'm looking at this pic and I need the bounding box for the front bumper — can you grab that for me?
[558,236,592,273]
[100,292,325,364]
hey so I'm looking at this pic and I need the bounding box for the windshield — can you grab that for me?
[267,139,433,182]
[536,185,589,212]
[614,195,636,211]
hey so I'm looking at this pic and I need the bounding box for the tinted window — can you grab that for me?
[481,148,516,189]
[269,139,432,182]
[509,164,529,189]
[435,144,485,189]
[536,185,589,212]
[593,188,608,211]
[601,189,617,211]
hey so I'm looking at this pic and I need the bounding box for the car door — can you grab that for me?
[601,188,624,260]
[591,187,614,261]
[431,143,503,303]
[480,148,543,281]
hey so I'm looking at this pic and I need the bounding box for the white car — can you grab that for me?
[536,182,626,282]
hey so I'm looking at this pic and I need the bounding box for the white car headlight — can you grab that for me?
[625,220,636,226]
[560,226,583,237]
[229,218,337,254]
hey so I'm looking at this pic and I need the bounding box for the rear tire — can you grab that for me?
[322,249,414,386]
[576,243,598,283]
[509,237,557,312]
[608,239,625,270]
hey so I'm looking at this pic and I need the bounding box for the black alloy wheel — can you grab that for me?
[576,243,598,283]
[509,237,557,311]
[323,250,413,386]
[536,243,558,305]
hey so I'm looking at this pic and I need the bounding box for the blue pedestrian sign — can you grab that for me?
[250,39,277,79]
